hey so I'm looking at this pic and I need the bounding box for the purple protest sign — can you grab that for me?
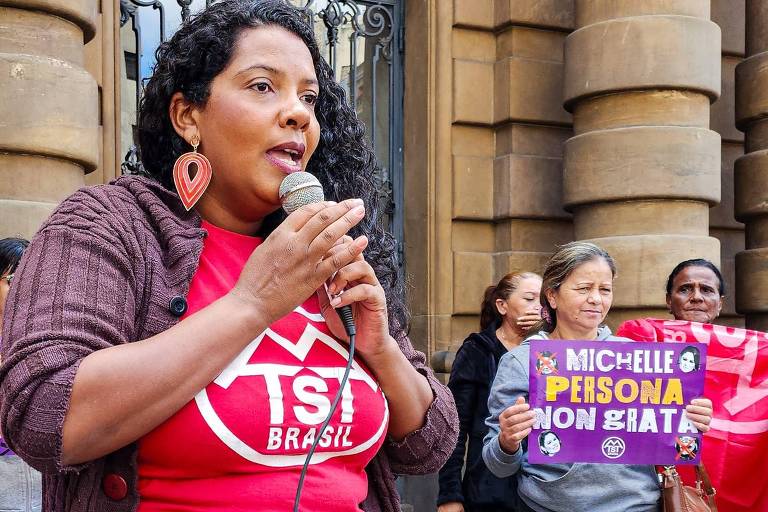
[0,436,14,457]
[528,339,706,465]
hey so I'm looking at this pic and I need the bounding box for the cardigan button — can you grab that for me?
[102,473,128,501]
[169,296,188,317]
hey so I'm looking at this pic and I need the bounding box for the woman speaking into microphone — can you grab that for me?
[0,2,458,511]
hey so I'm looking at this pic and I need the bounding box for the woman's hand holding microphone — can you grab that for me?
[231,182,432,438]
[317,233,394,362]
[229,183,395,363]
[230,198,369,328]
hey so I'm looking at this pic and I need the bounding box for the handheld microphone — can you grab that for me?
[279,172,357,512]
[279,172,356,337]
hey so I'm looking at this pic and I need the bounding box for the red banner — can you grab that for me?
[617,319,768,512]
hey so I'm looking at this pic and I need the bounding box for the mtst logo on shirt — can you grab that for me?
[195,305,389,468]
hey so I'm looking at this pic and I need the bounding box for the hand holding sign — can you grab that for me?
[685,398,713,433]
[498,396,536,454]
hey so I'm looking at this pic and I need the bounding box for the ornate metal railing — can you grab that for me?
[296,0,404,264]
[119,0,404,267]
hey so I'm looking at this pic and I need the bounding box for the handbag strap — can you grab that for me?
[695,462,718,511]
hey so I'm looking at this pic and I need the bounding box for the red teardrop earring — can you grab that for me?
[173,135,212,211]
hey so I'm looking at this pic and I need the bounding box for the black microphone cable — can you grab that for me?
[293,305,357,512]
[279,173,360,511]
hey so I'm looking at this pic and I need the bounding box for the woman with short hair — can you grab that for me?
[666,258,725,324]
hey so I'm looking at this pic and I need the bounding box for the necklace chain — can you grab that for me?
[497,326,518,345]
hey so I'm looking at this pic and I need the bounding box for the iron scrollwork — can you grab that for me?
[119,1,137,26]
[121,0,167,42]
[297,1,394,65]
[121,0,196,175]
[294,1,402,268]
[120,145,144,175]
[178,0,193,21]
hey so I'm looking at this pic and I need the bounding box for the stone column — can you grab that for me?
[0,1,99,238]
[710,0,745,327]
[735,1,768,330]
[445,1,575,354]
[404,0,454,365]
[492,2,574,317]
[563,1,722,326]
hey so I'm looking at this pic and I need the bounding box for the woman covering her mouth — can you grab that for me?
[0,2,458,511]
[482,242,714,512]
[437,271,542,512]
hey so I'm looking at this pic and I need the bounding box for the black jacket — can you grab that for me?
[437,324,527,511]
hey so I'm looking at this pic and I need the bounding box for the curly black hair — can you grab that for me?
[136,0,408,333]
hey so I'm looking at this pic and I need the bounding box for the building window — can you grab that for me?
[124,51,137,81]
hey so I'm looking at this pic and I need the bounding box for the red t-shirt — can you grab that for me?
[137,221,388,512]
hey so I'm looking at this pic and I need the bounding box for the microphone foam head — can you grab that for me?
[279,171,324,214]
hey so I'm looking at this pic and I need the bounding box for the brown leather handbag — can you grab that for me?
[661,464,718,512]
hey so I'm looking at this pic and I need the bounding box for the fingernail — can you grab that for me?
[352,205,365,217]
[328,283,337,294]
[330,296,342,307]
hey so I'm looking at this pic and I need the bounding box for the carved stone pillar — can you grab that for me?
[710,0,745,327]
[444,1,575,351]
[735,1,768,330]
[564,1,722,325]
[0,0,98,238]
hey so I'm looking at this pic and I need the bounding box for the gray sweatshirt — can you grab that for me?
[482,327,661,512]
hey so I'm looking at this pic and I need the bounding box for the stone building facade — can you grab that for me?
[0,0,756,378]
[404,0,751,380]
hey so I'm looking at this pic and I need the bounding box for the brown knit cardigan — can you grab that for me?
[0,176,458,512]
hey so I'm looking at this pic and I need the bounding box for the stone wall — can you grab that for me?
[406,0,741,376]
[453,1,574,348]
[563,1,722,325]
[711,0,746,327]
[405,0,576,372]
[735,0,768,330]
